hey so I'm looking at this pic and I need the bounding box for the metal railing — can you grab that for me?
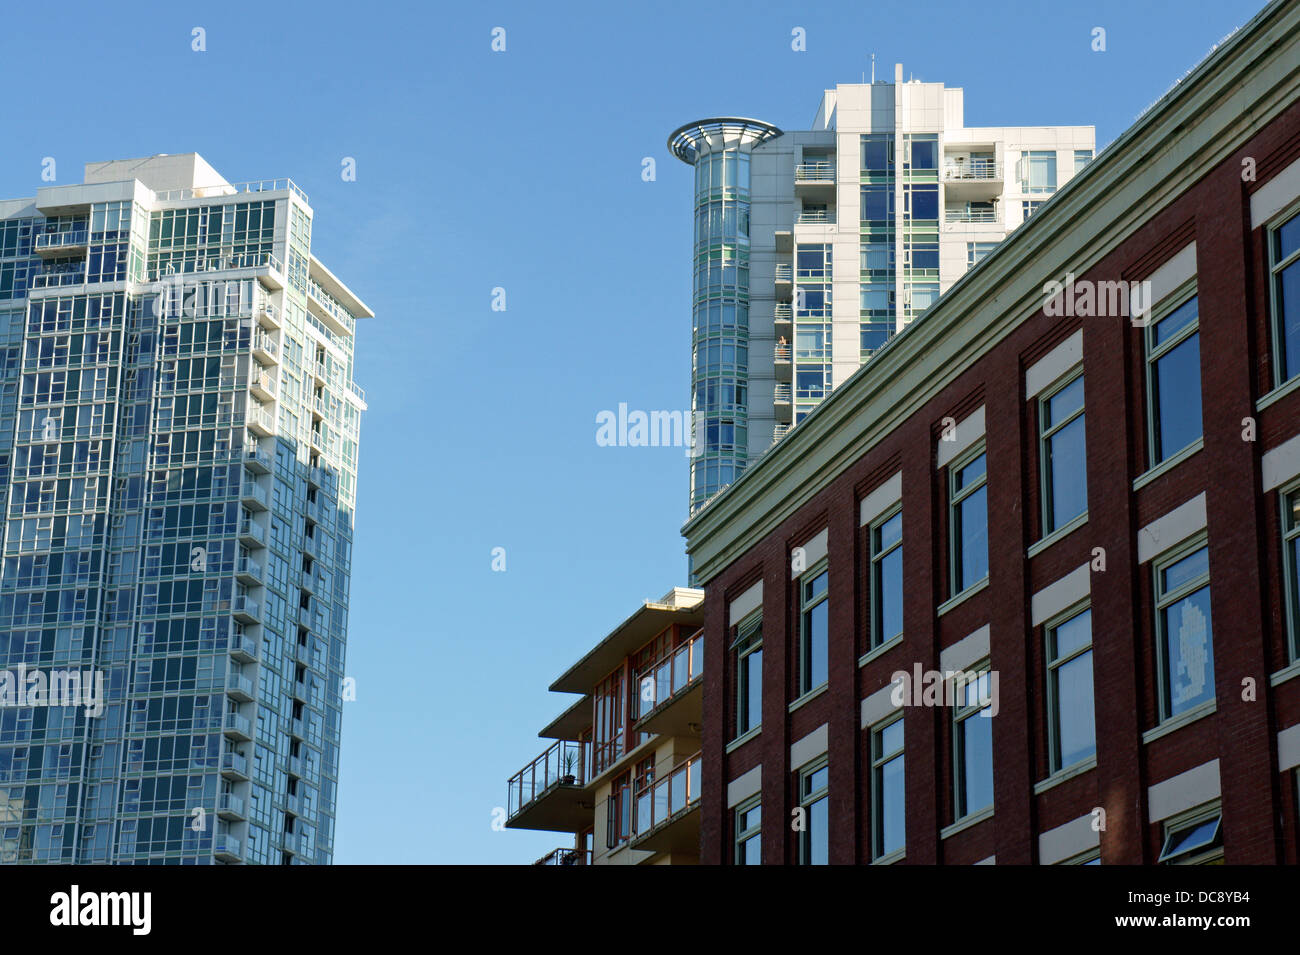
[796,210,834,223]
[943,161,1002,181]
[773,383,792,402]
[774,264,792,281]
[773,423,791,441]
[32,271,86,288]
[252,331,279,357]
[795,163,836,182]
[144,252,284,282]
[639,631,704,716]
[507,739,589,819]
[774,343,792,361]
[534,847,592,866]
[774,304,792,321]
[632,752,702,838]
[34,230,89,250]
[945,207,998,223]
[154,178,308,205]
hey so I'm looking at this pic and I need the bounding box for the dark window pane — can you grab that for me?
[1153,334,1202,461]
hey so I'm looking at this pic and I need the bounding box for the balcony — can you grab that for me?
[774,383,792,403]
[226,672,255,702]
[795,209,835,224]
[943,160,1002,181]
[945,206,999,224]
[795,162,836,183]
[533,847,591,866]
[506,739,590,833]
[307,466,327,489]
[240,481,269,511]
[238,517,267,548]
[302,535,322,559]
[633,631,704,739]
[774,303,792,324]
[229,628,258,662]
[310,360,328,385]
[234,555,262,585]
[629,752,702,854]
[290,717,305,740]
[249,370,276,402]
[31,270,85,289]
[216,793,246,820]
[220,751,250,780]
[285,791,306,816]
[256,298,281,331]
[283,832,309,857]
[247,404,275,436]
[773,422,792,443]
[252,330,279,364]
[245,447,273,473]
[33,230,89,256]
[223,712,253,741]
[213,833,243,862]
[232,594,261,624]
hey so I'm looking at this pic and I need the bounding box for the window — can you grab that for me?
[1020,151,1057,193]
[869,507,903,648]
[796,759,829,865]
[606,773,631,849]
[733,612,762,737]
[734,797,761,865]
[860,134,894,173]
[953,666,994,819]
[1039,372,1087,533]
[967,242,998,268]
[1022,200,1045,219]
[1046,607,1096,772]
[1145,294,1202,466]
[1074,150,1093,174]
[1158,804,1223,864]
[1153,538,1214,720]
[1269,209,1300,385]
[871,716,905,860]
[949,447,989,595]
[1283,485,1300,660]
[798,562,829,695]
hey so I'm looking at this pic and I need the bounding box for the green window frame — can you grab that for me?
[796,757,829,865]
[1283,483,1300,661]
[948,444,989,597]
[798,560,829,696]
[871,715,905,860]
[1268,206,1300,386]
[953,664,994,820]
[734,796,761,865]
[1045,605,1096,773]
[732,611,763,738]
[1153,534,1214,721]
[1157,802,1223,865]
[869,505,903,649]
[1038,371,1087,534]
[1144,289,1202,467]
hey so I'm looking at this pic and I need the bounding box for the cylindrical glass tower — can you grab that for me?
[669,118,781,514]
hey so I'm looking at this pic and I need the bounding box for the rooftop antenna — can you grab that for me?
[871,54,876,84]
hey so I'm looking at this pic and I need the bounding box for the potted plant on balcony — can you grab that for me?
[561,749,579,786]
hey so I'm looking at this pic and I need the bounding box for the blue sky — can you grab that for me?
[0,0,1267,863]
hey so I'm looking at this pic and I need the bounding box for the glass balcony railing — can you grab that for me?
[223,712,252,737]
[534,847,592,866]
[507,739,589,819]
[226,673,254,698]
[632,752,702,838]
[32,270,86,288]
[246,447,273,472]
[214,833,242,859]
[217,792,245,817]
[640,631,704,716]
[220,752,249,777]
[34,230,89,250]
[239,517,267,545]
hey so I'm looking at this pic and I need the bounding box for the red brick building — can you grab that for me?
[682,0,1300,865]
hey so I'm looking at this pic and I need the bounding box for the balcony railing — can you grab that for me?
[246,447,273,472]
[223,712,252,738]
[154,178,308,205]
[774,264,792,282]
[226,672,255,699]
[34,230,89,251]
[773,423,791,441]
[632,752,702,838]
[943,161,1002,181]
[220,752,249,778]
[945,207,998,223]
[241,482,269,508]
[534,847,592,866]
[217,792,245,818]
[773,383,792,402]
[796,210,834,223]
[214,833,242,860]
[641,631,704,715]
[795,163,836,182]
[507,739,589,819]
[774,343,791,361]
[239,517,267,546]
[774,303,792,321]
[32,270,86,289]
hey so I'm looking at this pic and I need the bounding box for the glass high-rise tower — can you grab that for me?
[673,69,1093,514]
[0,154,370,863]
